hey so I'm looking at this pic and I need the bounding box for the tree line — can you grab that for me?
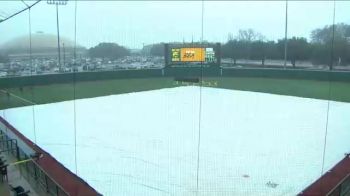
[2,23,349,67]
[88,42,130,60]
[147,23,350,68]
[222,23,350,67]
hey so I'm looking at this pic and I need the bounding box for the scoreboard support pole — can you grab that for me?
[216,42,221,66]
[164,43,169,67]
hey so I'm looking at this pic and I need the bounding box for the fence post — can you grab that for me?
[6,139,9,154]
[0,130,3,149]
[45,175,49,193]
[56,185,59,196]
[34,163,38,180]
[25,157,29,178]
[16,145,20,160]
[10,140,13,155]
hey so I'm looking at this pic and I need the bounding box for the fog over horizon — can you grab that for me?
[0,1,349,49]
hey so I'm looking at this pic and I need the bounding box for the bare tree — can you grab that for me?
[236,29,265,42]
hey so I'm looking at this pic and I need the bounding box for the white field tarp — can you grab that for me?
[1,86,350,196]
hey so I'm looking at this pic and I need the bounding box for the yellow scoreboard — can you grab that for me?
[180,48,205,62]
[167,43,219,66]
[170,47,216,63]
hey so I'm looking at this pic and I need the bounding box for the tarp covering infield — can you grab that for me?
[1,86,350,195]
[0,116,101,196]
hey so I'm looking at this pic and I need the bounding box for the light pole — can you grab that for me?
[21,0,32,73]
[47,0,68,71]
[330,0,336,71]
[283,0,288,69]
[63,42,66,70]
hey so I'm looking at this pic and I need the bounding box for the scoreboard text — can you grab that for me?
[171,47,216,63]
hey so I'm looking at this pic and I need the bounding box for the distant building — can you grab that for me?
[0,33,86,59]
[0,71,7,77]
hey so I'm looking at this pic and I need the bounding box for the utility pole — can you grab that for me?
[284,0,288,69]
[142,43,145,57]
[63,42,66,70]
[330,0,336,71]
[47,0,67,72]
[56,4,61,70]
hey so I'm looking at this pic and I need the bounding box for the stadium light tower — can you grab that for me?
[47,0,68,71]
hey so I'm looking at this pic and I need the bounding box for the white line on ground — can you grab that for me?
[0,90,36,105]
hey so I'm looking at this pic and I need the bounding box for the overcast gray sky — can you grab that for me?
[0,1,349,49]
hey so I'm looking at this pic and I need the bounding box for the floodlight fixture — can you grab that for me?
[47,0,68,6]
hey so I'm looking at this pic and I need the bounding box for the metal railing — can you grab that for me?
[327,173,350,196]
[0,129,69,196]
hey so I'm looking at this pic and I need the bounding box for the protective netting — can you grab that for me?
[0,1,350,196]
[0,1,40,22]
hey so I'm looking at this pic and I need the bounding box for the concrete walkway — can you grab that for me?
[0,152,39,196]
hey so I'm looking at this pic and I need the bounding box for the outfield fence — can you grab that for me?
[0,67,349,89]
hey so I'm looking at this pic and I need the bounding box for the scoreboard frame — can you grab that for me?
[164,43,221,67]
